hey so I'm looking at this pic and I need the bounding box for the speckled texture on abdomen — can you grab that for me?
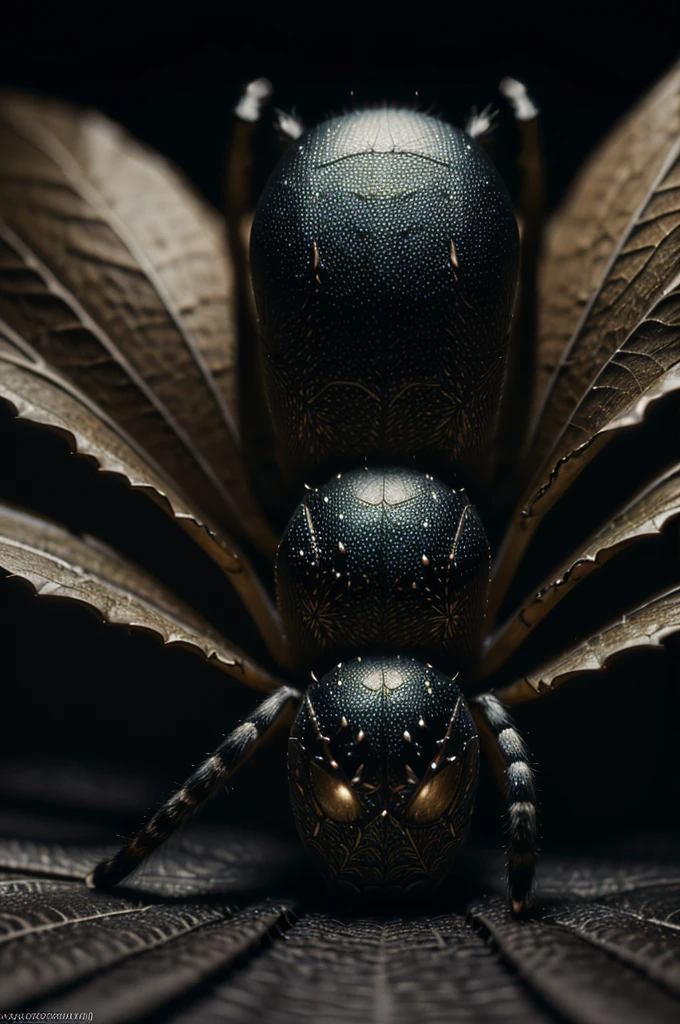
[250,108,519,491]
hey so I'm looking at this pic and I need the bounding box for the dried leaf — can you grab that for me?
[0,822,298,1017]
[2,825,680,1021]
[491,264,680,621]
[531,58,680,450]
[0,877,283,1012]
[0,503,281,691]
[0,828,300,898]
[547,886,680,997]
[535,852,680,901]
[494,586,680,705]
[489,61,680,622]
[167,912,551,1024]
[484,463,680,675]
[41,903,293,1024]
[0,91,277,555]
[530,278,680,504]
[471,898,680,1024]
[0,320,287,663]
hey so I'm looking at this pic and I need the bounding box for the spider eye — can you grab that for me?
[404,759,463,824]
[309,761,362,822]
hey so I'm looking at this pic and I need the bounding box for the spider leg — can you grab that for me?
[228,77,272,227]
[493,77,545,500]
[470,692,539,914]
[226,79,291,525]
[274,107,305,147]
[465,103,498,144]
[86,685,301,890]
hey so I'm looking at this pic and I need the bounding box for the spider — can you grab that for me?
[0,65,678,915]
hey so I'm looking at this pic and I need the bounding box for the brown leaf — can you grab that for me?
[0,502,282,692]
[41,903,293,1024]
[2,822,680,1022]
[531,58,680,449]
[489,62,680,618]
[491,257,680,623]
[493,586,680,705]
[483,463,680,675]
[0,873,289,1013]
[471,898,680,1024]
[0,91,277,556]
[177,911,551,1024]
[546,889,680,997]
[0,319,287,663]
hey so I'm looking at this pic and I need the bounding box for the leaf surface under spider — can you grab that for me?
[1,821,680,1023]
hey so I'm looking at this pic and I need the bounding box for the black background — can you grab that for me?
[0,6,678,867]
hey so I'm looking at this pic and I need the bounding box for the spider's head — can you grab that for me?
[288,655,479,895]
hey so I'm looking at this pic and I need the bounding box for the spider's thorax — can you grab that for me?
[276,466,491,674]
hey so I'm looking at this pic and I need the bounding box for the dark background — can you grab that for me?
[0,6,678,872]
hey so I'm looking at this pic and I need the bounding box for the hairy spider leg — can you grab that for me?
[470,692,539,913]
[86,686,301,889]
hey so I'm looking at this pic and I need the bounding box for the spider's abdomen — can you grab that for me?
[276,466,490,673]
[288,655,479,893]
[250,108,519,488]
